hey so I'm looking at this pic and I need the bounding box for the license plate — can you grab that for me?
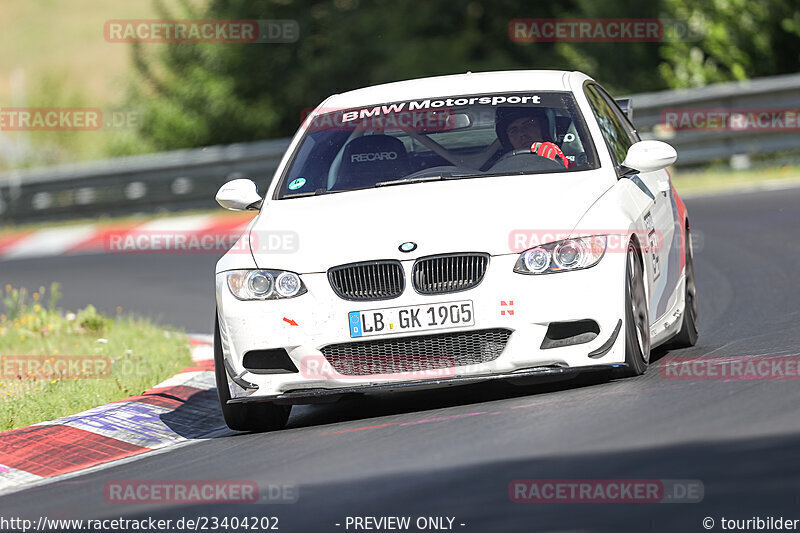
[348,300,475,338]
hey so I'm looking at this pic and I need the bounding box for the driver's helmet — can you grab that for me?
[495,107,554,151]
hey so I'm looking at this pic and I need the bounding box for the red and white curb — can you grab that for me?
[0,212,253,262]
[0,334,225,495]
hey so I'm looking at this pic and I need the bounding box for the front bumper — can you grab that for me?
[215,251,629,402]
[227,363,625,404]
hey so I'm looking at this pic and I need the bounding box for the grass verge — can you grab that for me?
[670,164,800,195]
[0,284,191,431]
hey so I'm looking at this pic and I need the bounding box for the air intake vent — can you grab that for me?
[412,253,489,295]
[242,349,298,374]
[328,260,405,301]
[321,328,511,376]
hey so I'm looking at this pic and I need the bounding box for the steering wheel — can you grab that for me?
[488,148,568,172]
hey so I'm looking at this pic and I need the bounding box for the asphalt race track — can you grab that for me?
[2,185,800,532]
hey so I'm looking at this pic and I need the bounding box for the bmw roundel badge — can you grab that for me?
[399,242,417,253]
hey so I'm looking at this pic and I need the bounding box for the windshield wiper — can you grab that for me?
[373,175,448,188]
[441,172,486,180]
[374,171,491,187]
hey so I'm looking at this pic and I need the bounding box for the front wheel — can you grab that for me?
[615,244,651,377]
[214,313,291,432]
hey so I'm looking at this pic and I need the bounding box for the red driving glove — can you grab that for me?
[530,142,569,168]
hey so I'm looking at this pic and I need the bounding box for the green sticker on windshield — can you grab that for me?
[288,177,307,190]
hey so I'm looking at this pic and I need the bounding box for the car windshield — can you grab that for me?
[275,91,598,198]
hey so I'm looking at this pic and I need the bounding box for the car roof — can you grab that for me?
[322,70,592,110]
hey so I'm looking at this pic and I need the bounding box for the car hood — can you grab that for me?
[250,171,613,273]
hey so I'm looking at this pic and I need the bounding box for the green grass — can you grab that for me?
[0,284,191,430]
[0,0,213,170]
[670,164,800,195]
[0,1,160,170]
[0,1,164,105]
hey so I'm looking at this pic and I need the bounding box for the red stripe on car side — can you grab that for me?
[671,182,688,271]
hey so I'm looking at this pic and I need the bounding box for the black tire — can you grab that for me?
[615,243,651,377]
[667,227,699,348]
[214,313,291,432]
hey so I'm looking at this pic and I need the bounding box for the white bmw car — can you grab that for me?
[213,70,698,431]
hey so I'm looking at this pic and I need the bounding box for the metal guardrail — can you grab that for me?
[1,73,798,223]
[631,72,800,166]
[0,139,290,223]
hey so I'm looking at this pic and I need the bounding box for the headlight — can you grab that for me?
[522,247,550,273]
[248,271,274,296]
[275,271,302,298]
[226,269,307,300]
[514,236,607,275]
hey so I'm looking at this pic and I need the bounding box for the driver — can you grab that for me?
[495,107,569,168]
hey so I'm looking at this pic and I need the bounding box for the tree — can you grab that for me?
[127,0,800,151]
[658,0,800,87]
[129,0,576,149]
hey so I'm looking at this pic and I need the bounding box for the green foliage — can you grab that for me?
[47,282,61,313]
[2,283,62,321]
[659,0,800,87]
[75,304,113,335]
[126,0,800,150]
[551,0,666,93]
[129,0,572,148]
[2,285,29,321]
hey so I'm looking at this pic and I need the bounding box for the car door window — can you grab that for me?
[584,84,636,166]
[595,86,640,142]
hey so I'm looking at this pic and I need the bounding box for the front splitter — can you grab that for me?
[226,363,625,404]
